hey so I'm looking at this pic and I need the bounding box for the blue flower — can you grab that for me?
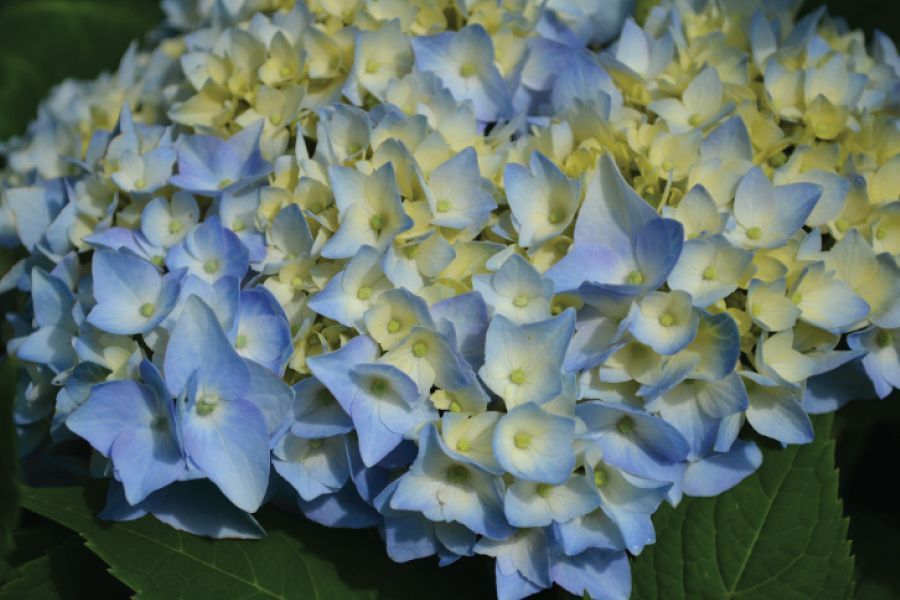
[217,188,267,263]
[308,336,433,466]
[67,360,184,505]
[233,287,292,374]
[290,377,354,439]
[546,154,683,293]
[424,147,496,232]
[411,25,513,122]
[741,371,814,445]
[168,297,272,512]
[479,310,575,409]
[390,425,514,539]
[308,245,391,329]
[473,254,554,324]
[141,192,200,248]
[169,121,272,196]
[576,401,690,481]
[725,167,821,249]
[272,432,350,501]
[550,548,631,600]
[624,290,699,355]
[848,326,900,398]
[476,528,550,599]
[16,268,78,373]
[165,216,250,283]
[504,151,581,248]
[256,203,313,272]
[493,403,576,484]
[321,163,412,259]
[87,250,183,335]
[504,473,600,527]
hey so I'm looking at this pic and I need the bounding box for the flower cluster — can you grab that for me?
[1,0,898,598]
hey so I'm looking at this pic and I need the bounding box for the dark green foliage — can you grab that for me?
[0,0,163,139]
[631,415,854,600]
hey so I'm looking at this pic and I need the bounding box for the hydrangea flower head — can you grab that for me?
[2,0,899,598]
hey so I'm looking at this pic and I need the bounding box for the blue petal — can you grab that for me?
[181,398,270,512]
[142,480,265,539]
[803,357,878,412]
[682,440,762,497]
[744,374,814,445]
[307,335,380,414]
[432,292,488,369]
[111,424,185,505]
[163,295,249,397]
[297,484,382,529]
[67,380,156,456]
[291,377,354,438]
[550,549,631,600]
[633,218,684,289]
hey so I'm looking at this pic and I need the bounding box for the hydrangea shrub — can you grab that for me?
[1,0,898,598]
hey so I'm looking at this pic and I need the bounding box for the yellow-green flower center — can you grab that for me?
[702,266,717,281]
[617,416,635,434]
[626,270,644,285]
[169,219,183,234]
[746,226,761,240]
[139,303,155,318]
[412,341,427,357]
[235,334,248,349]
[357,286,372,300]
[446,465,469,484]
[548,209,564,224]
[594,467,609,488]
[436,199,450,213]
[369,214,385,231]
[370,377,388,396]
[387,319,401,333]
[658,312,675,327]
[459,63,476,78]
[203,259,219,274]
[513,432,532,449]
[196,393,220,416]
[456,438,471,452]
[509,369,526,384]
[513,294,529,308]
[536,483,554,498]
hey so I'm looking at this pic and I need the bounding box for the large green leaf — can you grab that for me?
[0,534,129,600]
[0,359,19,562]
[631,414,854,600]
[0,0,162,139]
[20,483,496,599]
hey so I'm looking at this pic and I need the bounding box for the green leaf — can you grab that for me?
[21,483,496,599]
[0,359,19,561]
[0,534,130,600]
[0,0,162,139]
[631,414,854,600]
